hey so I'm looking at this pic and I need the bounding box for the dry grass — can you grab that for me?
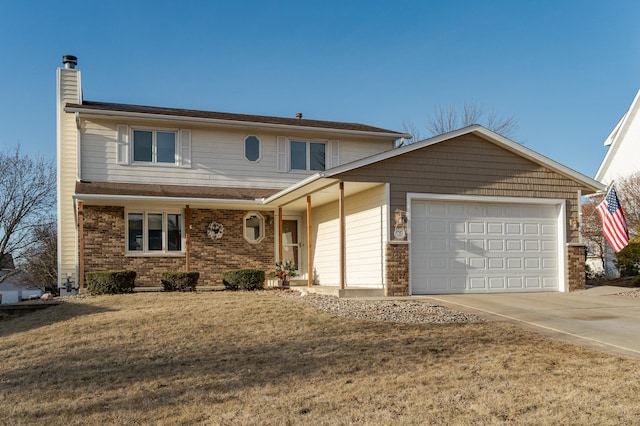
[1,291,640,425]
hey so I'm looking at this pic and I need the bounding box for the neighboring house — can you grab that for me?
[593,89,640,276]
[0,255,43,304]
[57,56,603,296]
[595,89,640,185]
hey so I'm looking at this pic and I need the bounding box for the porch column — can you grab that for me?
[185,205,190,271]
[278,207,283,262]
[78,201,85,288]
[339,181,345,289]
[307,195,313,288]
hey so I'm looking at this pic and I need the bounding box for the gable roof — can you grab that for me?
[264,125,605,205]
[65,101,410,139]
[595,89,640,182]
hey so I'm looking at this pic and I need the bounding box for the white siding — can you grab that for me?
[57,67,81,287]
[313,185,386,288]
[79,118,394,189]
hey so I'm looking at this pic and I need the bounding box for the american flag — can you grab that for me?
[597,185,629,253]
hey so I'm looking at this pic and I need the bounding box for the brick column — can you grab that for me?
[385,242,409,296]
[566,244,587,292]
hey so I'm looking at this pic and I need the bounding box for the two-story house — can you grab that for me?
[57,56,603,296]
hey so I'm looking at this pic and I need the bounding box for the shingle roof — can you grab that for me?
[65,100,407,136]
[75,181,278,201]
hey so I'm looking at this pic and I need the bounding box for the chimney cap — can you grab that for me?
[62,55,78,69]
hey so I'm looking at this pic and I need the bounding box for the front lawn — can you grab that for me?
[1,291,639,424]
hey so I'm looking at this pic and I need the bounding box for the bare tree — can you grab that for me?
[16,223,58,294]
[402,100,519,142]
[0,146,56,283]
[612,172,640,234]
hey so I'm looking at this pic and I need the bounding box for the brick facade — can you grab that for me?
[385,242,409,296]
[566,244,587,292]
[82,205,274,287]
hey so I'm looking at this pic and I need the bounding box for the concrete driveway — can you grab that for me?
[424,286,640,359]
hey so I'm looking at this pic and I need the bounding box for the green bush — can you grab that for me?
[86,271,136,295]
[222,269,265,291]
[615,240,640,277]
[161,271,200,292]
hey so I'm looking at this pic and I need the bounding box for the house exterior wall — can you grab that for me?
[57,67,82,288]
[338,134,584,243]
[337,134,588,293]
[82,205,275,287]
[79,117,394,189]
[312,185,386,287]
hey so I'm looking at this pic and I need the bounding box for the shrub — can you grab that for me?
[161,271,200,292]
[615,240,640,277]
[86,271,136,295]
[222,269,265,291]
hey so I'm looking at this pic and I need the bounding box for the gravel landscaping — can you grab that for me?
[274,289,485,324]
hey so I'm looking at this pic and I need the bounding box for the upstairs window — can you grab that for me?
[244,135,261,162]
[290,140,326,171]
[133,130,176,164]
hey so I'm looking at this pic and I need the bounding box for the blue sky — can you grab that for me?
[1,0,639,177]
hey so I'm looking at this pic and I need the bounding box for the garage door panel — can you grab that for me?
[508,277,524,289]
[411,199,560,294]
[506,240,522,251]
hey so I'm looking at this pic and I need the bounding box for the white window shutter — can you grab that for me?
[277,136,287,172]
[180,129,191,168]
[329,140,340,169]
[116,125,129,164]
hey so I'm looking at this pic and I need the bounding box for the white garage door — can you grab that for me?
[410,199,561,294]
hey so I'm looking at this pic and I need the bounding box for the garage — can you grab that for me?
[410,196,564,294]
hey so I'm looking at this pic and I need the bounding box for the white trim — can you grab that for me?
[64,106,411,139]
[406,193,567,295]
[243,211,266,244]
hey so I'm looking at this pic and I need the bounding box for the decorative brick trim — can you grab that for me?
[385,242,409,296]
[566,244,587,292]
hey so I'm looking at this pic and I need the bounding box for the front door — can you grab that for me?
[282,219,301,274]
